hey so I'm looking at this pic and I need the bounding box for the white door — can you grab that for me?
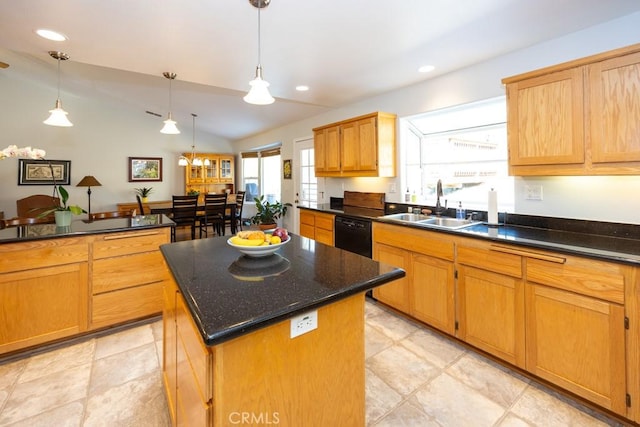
[292,136,325,234]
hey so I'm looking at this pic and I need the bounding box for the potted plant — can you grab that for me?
[250,195,291,230]
[135,187,153,203]
[38,185,86,226]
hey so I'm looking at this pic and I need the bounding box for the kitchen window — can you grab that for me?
[241,145,282,206]
[402,96,514,212]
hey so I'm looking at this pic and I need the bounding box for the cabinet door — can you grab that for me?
[314,127,340,174]
[162,280,178,426]
[589,50,640,163]
[219,156,234,182]
[299,210,315,240]
[507,68,585,166]
[0,263,88,354]
[187,161,205,184]
[372,243,410,313]
[457,265,525,367]
[411,254,455,335]
[204,156,219,183]
[341,117,377,172]
[525,283,626,414]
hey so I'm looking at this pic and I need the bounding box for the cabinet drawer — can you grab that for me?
[300,211,315,226]
[373,223,454,261]
[92,230,169,259]
[315,213,334,231]
[457,245,523,278]
[93,251,168,294]
[0,238,88,273]
[91,281,163,328]
[315,228,334,246]
[176,294,213,404]
[526,256,625,304]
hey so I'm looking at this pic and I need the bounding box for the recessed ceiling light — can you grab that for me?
[296,85,309,92]
[35,29,68,41]
[418,65,435,73]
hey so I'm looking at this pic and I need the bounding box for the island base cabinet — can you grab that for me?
[525,283,626,414]
[211,294,365,427]
[0,263,88,355]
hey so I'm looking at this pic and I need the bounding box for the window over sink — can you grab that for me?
[402,96,514,212]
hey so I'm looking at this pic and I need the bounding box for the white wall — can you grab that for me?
[0,70,233,217]
[234,11,640,226]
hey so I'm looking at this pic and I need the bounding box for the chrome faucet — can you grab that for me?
[435,179,446,215]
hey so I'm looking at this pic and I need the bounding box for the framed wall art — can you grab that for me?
[18,159,71,185]
[283,159,292,179]
[128,157,163,182]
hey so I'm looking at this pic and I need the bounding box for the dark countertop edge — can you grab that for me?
[166,261,405,347]
[0,215,174,244]
[299,205,640,266]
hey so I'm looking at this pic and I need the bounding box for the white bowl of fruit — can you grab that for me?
[227,228,290,258]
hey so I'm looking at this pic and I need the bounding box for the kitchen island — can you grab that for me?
[160,234,405,426]
[0,215,173,357]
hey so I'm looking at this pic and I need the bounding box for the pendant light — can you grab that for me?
[43,51,73,127]
[244,0,275,105]
[179,114,206,166]
[160,72,180,134]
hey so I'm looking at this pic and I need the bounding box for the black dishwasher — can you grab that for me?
[334,216,372,258]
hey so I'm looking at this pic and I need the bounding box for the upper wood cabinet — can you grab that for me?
[183,153,235,200]
[313,112,397,177]
[503,43,640,175]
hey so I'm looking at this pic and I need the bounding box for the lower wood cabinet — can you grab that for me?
[372,222,636,421]
[0,227,170,356]
[299,209,334,246]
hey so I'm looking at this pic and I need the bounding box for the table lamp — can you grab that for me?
[76,175,102,216]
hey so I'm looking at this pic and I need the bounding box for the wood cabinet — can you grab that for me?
[163,277,366,426]
[372,222,455,333]
[503,43,640,175]
[184,153,235,200]
[456,240,526,367]
[524,252,628,414]
[0,227,170,356]
[299,209,334,246]
[91,229,170,329]
[313,112,397,177]
[0,238,89,355]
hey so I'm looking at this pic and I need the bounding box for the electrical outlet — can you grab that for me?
[290,310,318,338]
[389,183,397,193]
[525,184,543,201]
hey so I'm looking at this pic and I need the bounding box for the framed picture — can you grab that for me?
[18,159,71,185]
[128,157,163,182]
[283,159,292,179]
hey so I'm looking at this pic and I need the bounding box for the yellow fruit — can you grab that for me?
[230,236,264,246]
[270,235,281,245]
[261,242,270,246]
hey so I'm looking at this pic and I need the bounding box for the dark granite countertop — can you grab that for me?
[159,234,405,346]
[0,214,174,243]
[300,204,640,266]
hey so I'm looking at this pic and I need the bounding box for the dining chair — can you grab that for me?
[171,195,199,242]
[16,194,60,222]
[89,210,134,221]
[136,195,145,215]
[199,193,228,238]
[225,190,246,233]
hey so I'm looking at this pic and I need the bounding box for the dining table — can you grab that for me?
[149,195,237,235]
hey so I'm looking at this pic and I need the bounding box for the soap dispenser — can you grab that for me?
[456,201,466,220]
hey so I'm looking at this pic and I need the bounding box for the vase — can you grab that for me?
[54,210,73,227]
[259,223,276,231]
[141,197,149,203]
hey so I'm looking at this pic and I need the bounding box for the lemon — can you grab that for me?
[270,235,281,245]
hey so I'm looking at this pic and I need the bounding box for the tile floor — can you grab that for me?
[0,301,625,426]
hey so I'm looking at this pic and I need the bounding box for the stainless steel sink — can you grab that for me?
[416,217,480,229]
[381,213,433,222]
[381,213,481,230]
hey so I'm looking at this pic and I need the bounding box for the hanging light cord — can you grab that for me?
[55,56,61,100]
[191,113,197,162]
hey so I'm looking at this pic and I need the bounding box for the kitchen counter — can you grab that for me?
[300,204,640,266]
[160,233,405,345]
[0,214,173,243]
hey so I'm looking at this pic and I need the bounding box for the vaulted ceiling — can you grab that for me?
[1,0,639,141]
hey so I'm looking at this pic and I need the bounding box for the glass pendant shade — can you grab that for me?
[178,156,189,166]
[44,99,73,127]
[244,66,275,105]
[44,51,73,127]
[161,113,180,134]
